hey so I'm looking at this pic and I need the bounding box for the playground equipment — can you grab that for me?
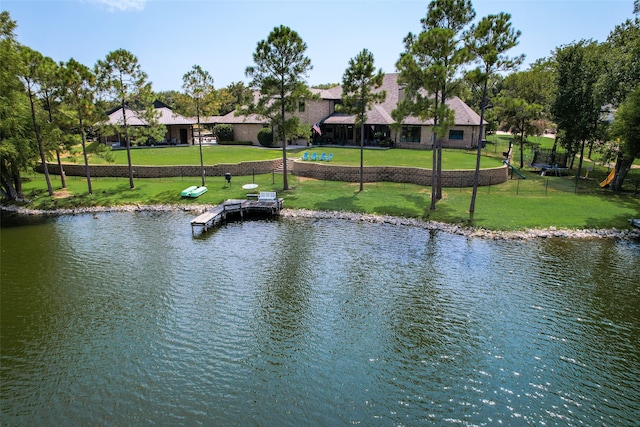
[600,169,615,188]
[530,148,569,175]
[503,160,527,179]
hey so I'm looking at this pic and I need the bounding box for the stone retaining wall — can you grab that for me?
[40,158,507,187]
[292,161,508,187]
[41,159,283,179]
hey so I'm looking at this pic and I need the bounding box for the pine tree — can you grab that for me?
[466,12,523,217]
[394,0,475,210]
[245,25,313,191]
[183,65,215,186]
[341,49,386,192]
[95,49,160,189]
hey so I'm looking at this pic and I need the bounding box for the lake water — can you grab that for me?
[1,211,639,426]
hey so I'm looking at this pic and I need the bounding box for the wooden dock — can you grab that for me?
[190,196,283,234]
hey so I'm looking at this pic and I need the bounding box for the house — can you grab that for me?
[100,101,196,147]
[201,111,268,144]
[205,73,484,149]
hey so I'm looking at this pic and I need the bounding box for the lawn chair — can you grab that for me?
[327,153,333,162]
[320,152,327,161]
[301,152,309,161]
[310,152,317,161]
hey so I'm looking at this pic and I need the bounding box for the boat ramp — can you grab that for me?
[190,192,283,234]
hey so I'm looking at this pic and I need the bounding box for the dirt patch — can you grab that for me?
[53,189,72,199]
[295,176,320,183]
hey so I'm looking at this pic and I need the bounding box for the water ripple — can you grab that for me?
[1,214,639,426]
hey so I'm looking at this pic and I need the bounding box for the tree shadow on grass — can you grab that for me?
[371,192,429,218]
[584,211,640,230]
[424,204,472,226]
[313,194,363,213]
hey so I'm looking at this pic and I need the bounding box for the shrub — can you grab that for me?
[94,143,115,163]
[257,127,274,147]
[212,124,234,142]
[86,141,101,153]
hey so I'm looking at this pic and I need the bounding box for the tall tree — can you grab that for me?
[38,56,67,189]
[466,12,523,217]
[17,45,55,196]
[394,0,475,210]
[220,81,253,116]
[609,87,640,191]
[597,7,639,189]
[155,90,181,110]
[95,49,159,189]
[551,41,604,184]
[60,58,96,194]
[494,96,542,167]
[0,11,32,200]
[245,25,313,191]
[500,60,556,141]
[501,60,555,113]
[458,72,503,116]
[182,65,214,186]
[341,49,386,192]
[598,12,640,107]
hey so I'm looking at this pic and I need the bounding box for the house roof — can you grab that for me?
[204,73,482,127]
[323,73,482,126]
[309,87,341,100]
[201,110,269,125]
[155,107,196,125]
[105,105,195,126]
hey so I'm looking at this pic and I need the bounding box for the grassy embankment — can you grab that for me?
[15,136,640,231]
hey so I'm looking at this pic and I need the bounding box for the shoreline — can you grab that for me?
[2,204,639,241]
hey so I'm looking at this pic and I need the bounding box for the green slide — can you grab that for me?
[502,160,527,179]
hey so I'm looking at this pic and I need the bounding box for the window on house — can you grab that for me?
[401,126,421,143]
[298,101,305,112]
[449,130,464,140]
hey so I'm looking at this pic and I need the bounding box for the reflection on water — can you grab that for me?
[1,212,639,426]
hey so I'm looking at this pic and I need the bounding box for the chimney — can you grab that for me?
[398,84,406,103]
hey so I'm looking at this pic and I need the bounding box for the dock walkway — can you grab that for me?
[190,197,283,233]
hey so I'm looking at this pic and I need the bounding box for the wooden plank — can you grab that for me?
[191,205,223,225]
[223,200,244,213]
[191,197,283,233]
[190,215,215,227]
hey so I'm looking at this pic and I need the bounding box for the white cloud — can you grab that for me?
[87,0,148,12]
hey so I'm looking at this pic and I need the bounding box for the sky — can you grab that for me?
[2,0,635,92]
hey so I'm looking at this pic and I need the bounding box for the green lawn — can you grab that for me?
[67,144,504,170]
[17,169,640,231]
[68,144,283,165]
[13,138,639,231]
[297,146,505,169]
